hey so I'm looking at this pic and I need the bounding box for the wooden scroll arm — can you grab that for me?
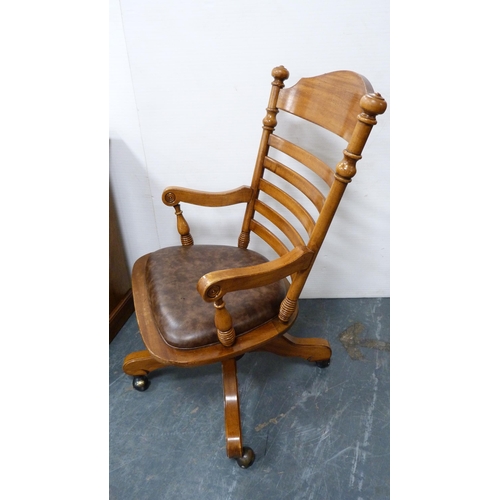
[199,246,313,347]
[197,246,314,302]
[162,185,253,207]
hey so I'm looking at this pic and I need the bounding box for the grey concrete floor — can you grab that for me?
[109,298,389,499]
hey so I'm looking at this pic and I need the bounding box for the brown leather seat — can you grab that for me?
[146,245,288,349]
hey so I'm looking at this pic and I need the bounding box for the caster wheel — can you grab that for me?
[132,375,150,391]
[236,447,255,469]
[315,359,330,369]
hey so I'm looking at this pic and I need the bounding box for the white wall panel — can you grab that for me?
[109,0,159,269]
[110,0,389,297]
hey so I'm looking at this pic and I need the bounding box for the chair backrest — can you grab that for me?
[238,66,387,322]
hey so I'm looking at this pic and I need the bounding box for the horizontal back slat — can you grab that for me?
[259,179,315,236]
[236,67,385,310]
[263,157,325,212]
[268,135,335,187]
[249,219,289,256]
[254,200,305,248]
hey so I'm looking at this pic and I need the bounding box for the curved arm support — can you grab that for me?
[162,186,253,207]
[197,246,314,302]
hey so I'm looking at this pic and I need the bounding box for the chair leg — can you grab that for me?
[221,358,255,468]
[122,350,169,391]
[258,333,332,367]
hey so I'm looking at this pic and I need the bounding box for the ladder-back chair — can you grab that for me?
[122,66,387,468]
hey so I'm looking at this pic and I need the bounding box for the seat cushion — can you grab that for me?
[144,245,288,349]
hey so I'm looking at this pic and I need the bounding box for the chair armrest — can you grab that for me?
[162,186,253,207]
[197,246,314,302]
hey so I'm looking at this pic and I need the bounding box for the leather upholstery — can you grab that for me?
[145,245,288,349]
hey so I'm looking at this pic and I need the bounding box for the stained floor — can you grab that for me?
[109,298,389,499]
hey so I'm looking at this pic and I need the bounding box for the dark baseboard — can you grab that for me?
[110,289,135,343]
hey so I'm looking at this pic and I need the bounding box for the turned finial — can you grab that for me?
[271,66,289,86]
[360,93,387,117]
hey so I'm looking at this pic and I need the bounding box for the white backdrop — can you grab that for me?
[109,0,389,298]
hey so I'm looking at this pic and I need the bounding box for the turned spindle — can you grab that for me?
[334,92,387,185]
[214,298,236,347]
[239,66,290,249]
[279,296,298,323]
[173,203,194,246]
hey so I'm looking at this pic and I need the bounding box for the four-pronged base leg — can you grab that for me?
[221,358,255,468]
[123,350,169,391]
[258,333,332,367]
[123,335,329,466]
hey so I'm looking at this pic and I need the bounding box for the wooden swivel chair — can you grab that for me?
[123,66,386,468]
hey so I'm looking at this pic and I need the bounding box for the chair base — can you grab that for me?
[123,349,169,377]
[256,332,332,363]
[221,358,246,461]
[122,332,331,467]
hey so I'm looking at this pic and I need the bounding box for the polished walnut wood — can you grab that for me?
[122,66,386,467]
[257,332,332,362]
[163,186,253,207]
[222,358,243,458]
[173,204,193,246]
